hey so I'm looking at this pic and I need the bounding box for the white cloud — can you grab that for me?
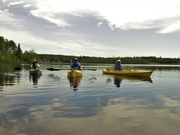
[157,20,180,34]
[8,1,24,6]
[0,10,13,21]
[2,0,7,2]
[29,0,180,33]
[0,0,180,58]
[30,10,72,27]
[24,4,31,8]
[0,9,27,29]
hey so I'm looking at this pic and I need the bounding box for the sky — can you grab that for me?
[0,0,180,58]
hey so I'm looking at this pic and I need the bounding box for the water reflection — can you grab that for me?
[0,72,21,90]
[67,76,82,92]
[29,74,42,87]
[0,64,180,135]
[114,77,122,87]
[115,75,153,83]
[106,75,153,88]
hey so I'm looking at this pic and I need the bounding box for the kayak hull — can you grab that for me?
[102,68,153,77]
[29,69,42,76]
[67,70,82,77]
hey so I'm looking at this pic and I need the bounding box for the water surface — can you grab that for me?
[0,64,180,135]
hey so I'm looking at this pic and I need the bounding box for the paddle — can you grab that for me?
[47,68,61,71]
[83,68,96,71]
[47,68,96,71]
[14,67,22,70]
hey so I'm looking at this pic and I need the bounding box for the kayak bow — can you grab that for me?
[67,69,82,77]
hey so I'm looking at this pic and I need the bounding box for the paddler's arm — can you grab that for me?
[70,59,73,69]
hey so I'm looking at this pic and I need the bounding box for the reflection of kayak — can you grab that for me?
[102,68,153,77]
[29,69,42,76]
[68,76,82,91]
[114,75,153,83]
[67,70,82,77]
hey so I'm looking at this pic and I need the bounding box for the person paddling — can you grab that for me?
[70,58,81,70]
[30,60,41,70]
[114,59,123,70]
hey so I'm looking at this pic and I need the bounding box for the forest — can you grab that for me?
[0,36,180,64]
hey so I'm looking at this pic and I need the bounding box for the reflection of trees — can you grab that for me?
[0,74,18,89]
[0,63,22,90]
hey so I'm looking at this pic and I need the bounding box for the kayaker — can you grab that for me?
[30,60,41,70]
[70,58,81,70]
[114,59,123,70]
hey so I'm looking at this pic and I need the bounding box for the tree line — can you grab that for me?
[0,36,23,62]
[0,36,37,63]
[0,36,180,64]
[37,54,180,64]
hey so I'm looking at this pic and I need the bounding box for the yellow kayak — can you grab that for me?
[67,69,83,77]
[103,68,153,77]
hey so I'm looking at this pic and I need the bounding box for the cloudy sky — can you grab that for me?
[0,0,180,58]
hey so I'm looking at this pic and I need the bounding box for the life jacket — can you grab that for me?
[116,63,122,70]
[35,64,39,69]
[72,61,80,70]
[33,63,36,69]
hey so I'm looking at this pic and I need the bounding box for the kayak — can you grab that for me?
[67,69,82,77]
[29,69,42,76]
[68,76,82,83]
[102,68,153,77]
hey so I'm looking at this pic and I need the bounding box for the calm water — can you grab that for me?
[0,63,180,135]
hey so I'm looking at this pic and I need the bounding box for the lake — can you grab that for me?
[0,63,180,135]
